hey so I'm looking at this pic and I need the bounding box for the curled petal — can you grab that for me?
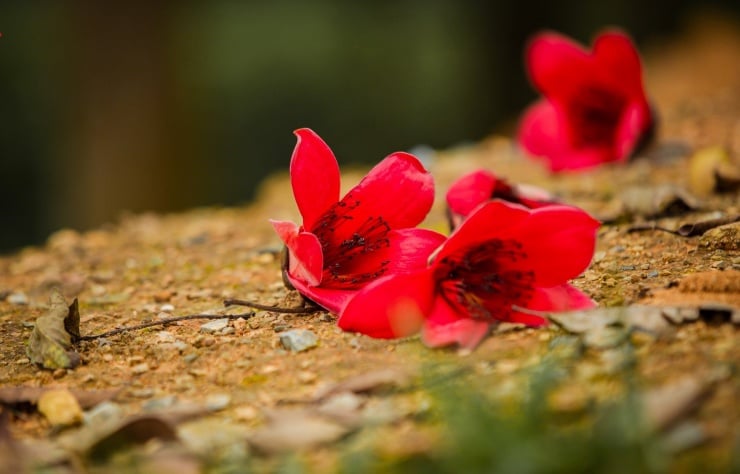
[526,284,596,312]
[421,298,490,349]
[271,219,323,287]
[291,129,341,230]
[615,101,653,159]
[338,271,434,339]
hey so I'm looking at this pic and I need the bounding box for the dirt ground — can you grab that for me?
[1,13,738,474]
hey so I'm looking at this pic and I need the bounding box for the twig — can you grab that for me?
[627,214,739,237]
[223,298,319,314]
[78,312,254,341]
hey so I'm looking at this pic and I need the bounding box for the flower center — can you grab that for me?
[311,197,392,289]
[569,86,626,148]
[433,239,535,322]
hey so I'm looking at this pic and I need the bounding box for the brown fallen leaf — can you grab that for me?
[0,409,26,474]
[247,409,351,454]
[641,368,728,432]
[627,214,740,237]
[26,290,81,369]
[312,368,412,401]
[620,184,701,219]
[688,146,740,196]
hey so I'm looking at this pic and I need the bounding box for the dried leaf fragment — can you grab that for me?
[37,389,83,427]
[26,290,81,369]
[688,146,740,196]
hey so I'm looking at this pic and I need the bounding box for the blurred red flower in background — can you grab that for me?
[518,30,653,172]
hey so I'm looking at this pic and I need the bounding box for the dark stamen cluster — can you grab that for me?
[311,196,392,289]
[569,86,625,148]
[434,239,535,322]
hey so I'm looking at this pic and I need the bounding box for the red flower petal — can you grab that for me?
[446,170,497,217]
[615,101,652,159]
[526,284,596,311]
[285,275,356,315]
[339,152,434,231]
[517,100,568,164]
[526,32,592,100]
[513,206,599,287]
[508,284,595,326]
[421,298,490,349]
[386,228,446,273]
[290,129,341,230]
[434,200,531,263]
[338,271,433,338]
[593,31,645,98]
[271,219,323,287]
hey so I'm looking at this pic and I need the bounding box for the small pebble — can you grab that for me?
[131,363,150,374]
[620,265,636,271]
[280,329,318,352]
[38,389,83,427]
[297,371,317,384]
[7,292,28,305]
[143,395,178,411]
[647,270,660,278]
[160,303,175,312]
[200,319,229,333]
[220,326,236,336]
[84,401,123,426]
[130,388,155,399]
[205,393,231,411]
[183,353,199,363]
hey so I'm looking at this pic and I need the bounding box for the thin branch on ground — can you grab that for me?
[78,312,255,341]
[223,298,320,314]
[626,214,739,237]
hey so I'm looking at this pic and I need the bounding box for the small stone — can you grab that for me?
[273,324,290,332]
[234,405,259,422]
[297,371,317,384]
[183,353,199,363]
[153,290,174,303]
[205,393,231,411]
[130,388,155,398]
[131,363,150,374]
[647,270,659,278]
[143,395,178,411]
[280,329,318,352]
[7,292,28,305]
[38,389,83,427]
[160,303,175,313]
[52,368,66,379]
[156,312,173,320]
[640,263,650,271]
[220,326,236,336]
[83,401,123,426]
[620,265,636,271]
[200,319,229,334]
[14,358,29,365]
[157,331,176,343]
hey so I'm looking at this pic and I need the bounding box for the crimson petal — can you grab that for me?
[271,219,323,287]
[290,129,341,230]
[421,298,490,349]
[339,152,434,231]
[338,271,433,339]
[446,170,498,217]
[513,206,600,287]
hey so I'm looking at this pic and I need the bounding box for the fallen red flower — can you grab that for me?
[518,30,653,172]
[338,200,599,349]
[271,128,444,314]
[446,169,557,229]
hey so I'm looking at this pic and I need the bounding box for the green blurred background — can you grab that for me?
[0,0,737,253]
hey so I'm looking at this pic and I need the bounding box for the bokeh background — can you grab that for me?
[1,0,737,253]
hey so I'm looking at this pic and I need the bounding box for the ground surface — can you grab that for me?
[1,14,738,474]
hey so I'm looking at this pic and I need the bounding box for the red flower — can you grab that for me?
[338,200,599,349]
[518,30,653,172]
[271,128,444,314]
[446,169,558,229]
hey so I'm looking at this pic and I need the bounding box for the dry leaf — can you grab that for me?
[26,290,81,369]
[313,368,412,401]
[688,146,740,196]
[247,409,350,454]
[37,389,83,427]
[619,184,701,219]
